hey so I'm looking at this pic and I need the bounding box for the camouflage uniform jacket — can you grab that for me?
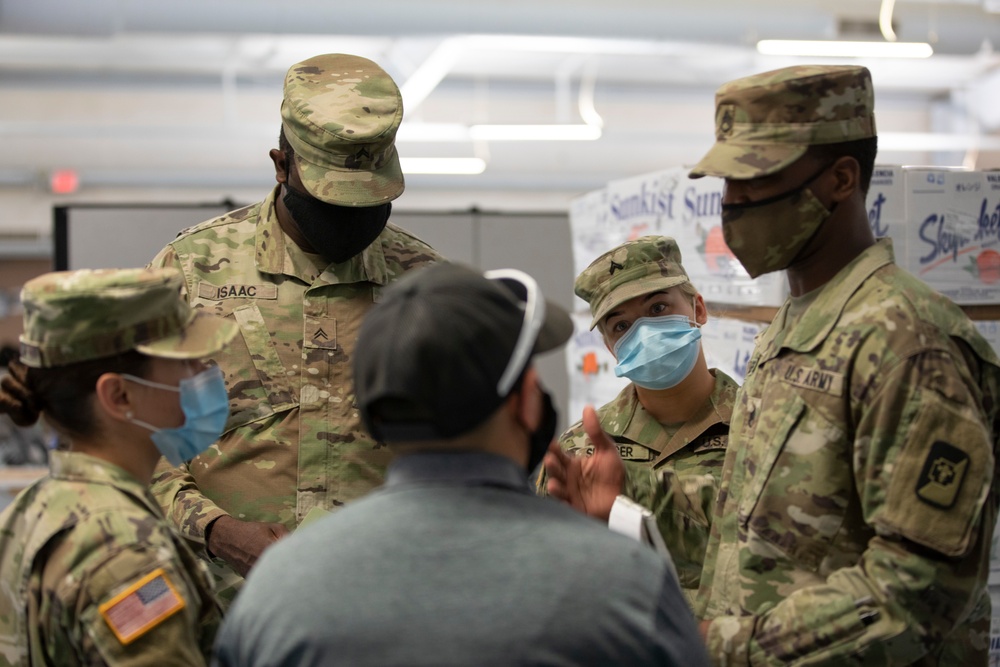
[0,451,221,666]
[148,186,440,601]
[699,239,1000,666]
[551,370,737,599]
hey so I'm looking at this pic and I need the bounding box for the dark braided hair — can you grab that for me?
[0,352,151,440]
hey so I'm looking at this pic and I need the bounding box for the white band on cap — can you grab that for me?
[484,268,546,397]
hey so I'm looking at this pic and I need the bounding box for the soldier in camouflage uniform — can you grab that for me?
[147,53,440,604]
[0,267,237,666]
[681,65,1000,664]
[540,236,738,601]
[546,64,1000,665]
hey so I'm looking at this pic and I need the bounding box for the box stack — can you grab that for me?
[865,166,1000,305]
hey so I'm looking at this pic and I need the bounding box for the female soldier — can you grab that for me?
[542,235,739,600]
[0,267,237,666]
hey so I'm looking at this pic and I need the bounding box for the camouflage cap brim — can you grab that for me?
[688,141,808,180]
[136,310,238,361]
[292,147,404,206]
[590,274,689,329]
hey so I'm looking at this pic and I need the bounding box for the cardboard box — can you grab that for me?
[671,173,788,306]
[901,168,1000,304]
[601,168,788,307]
[564,311,630,421]
[865,166,1000,305]
[974,320,1000,359]
[701,316,766,384]
[866,165,905,246]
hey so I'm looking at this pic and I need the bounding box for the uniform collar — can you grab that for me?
[760,239,895,362]
[48,450,162,515]
[254,185,392,287]
[607,369,737,460]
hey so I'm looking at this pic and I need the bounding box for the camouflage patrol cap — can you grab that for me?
[281,53,404,207]
[19,268,238,368]
[576,235,690,330]
[689,65,876,180]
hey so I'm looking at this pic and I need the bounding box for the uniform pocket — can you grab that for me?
[738,394,850,570]
[217,304,296,432]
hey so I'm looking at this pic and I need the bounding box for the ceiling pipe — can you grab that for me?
[398,36,467,115]
[880,0,898,42]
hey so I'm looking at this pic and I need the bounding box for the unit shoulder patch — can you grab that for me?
[98,568,186,645]
[916,441,970,510]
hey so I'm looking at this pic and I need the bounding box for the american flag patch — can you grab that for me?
[98,568,186,645]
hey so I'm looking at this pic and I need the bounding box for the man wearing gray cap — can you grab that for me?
[213,261,709,667]
[148,53,440,605]
[685,65,1000,664]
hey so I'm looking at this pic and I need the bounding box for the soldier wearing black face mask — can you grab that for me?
[276,128,395,264]
[214,262,710,667]
[147,53,441,606]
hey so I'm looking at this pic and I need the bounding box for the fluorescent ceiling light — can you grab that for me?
[756,39,933,59]
[398,123,603,143]
[878,132,1000,152]
[399,157,486,175]
[469,124,602,141]
[396,122,470,142]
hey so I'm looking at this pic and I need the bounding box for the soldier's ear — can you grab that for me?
[510,366,543,434]
[694,294,708,326]
[94,373,134,423]
[269,148,289,185]
[829,156,861,202]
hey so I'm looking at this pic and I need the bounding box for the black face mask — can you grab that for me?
[283,186,391,264]
[527,389,558,474]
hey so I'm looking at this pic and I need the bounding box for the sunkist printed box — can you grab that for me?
[601,167,788,307]
[866,166,1000,304]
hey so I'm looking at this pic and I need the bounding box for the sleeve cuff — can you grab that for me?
[190,506,229,542]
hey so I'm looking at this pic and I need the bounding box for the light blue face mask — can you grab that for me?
[612,315,702,390]
[123,365,229,466]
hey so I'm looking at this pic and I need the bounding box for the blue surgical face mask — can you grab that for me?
[612,315,702,390]
[123,365,229,466]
